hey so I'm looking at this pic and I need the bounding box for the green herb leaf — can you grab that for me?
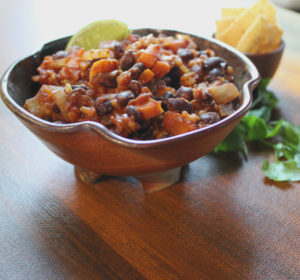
[295,125,300,152]
[260,78,271,88]
[273,143,295,160]
[242,115,268,141]
[262,155,300,182]
[266,119,284,138]
[280,121,299,146]
[251,79,278,110]
[214,124,248,157]
[246,106,272,122]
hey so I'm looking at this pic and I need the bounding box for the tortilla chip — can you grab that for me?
[216,17,235,39]
[218,0,277,47]
[255,22,282,53]
[221,8,245,18]
[236,15,282,53]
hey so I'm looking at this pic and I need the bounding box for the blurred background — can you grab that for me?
[272,0,300,11]
[0,0,299,74]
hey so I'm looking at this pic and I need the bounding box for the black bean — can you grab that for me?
[200,112,220,124]
[207,68,225,82]
[167,98,192,113]
[120,50,135,71]
[53,50,68,59]
[129,80,142,95]
[161,91,175,110]
[95,99,113,116]
[177,48,193,62]
[230,97,240,110]
[126,105,141,122]
[116,90,135,106]
[52,102,60,113]
[176,86,194,101]
[70,85,89,97]
[98,70,120,88]
[113,42,124,59]
[204,57,225,70]
[165,66,181,88]
[163,91,175,100]
[68,88,93,107]
[129,63,146,80]
[201,91,214,103]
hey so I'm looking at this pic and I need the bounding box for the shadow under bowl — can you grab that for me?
[0,28,260,177]
[245,41,285,79]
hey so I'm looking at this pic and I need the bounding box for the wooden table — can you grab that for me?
[0,1,299,279]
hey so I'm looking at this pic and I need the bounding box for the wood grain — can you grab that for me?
[0,1,300,279]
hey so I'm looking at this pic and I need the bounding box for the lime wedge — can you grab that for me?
[66,19,129,50]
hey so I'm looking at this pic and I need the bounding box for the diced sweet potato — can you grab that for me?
[138,99,163,120]
[208,83,240,104]
[165,39,189,53]
[128,93,163,120]
[128,93,153,106]
[152,61,171,78]
[137,52,157,68]
[139,69,155,84]
[141,86,151,93]
[137,44,160,68]
[163,111,197,136]
[89,59,119,80]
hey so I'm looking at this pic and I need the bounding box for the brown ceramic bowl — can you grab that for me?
[245,41,285,79]
[0,28,260,176]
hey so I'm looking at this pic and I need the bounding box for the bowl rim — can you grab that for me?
[0,28,260,149]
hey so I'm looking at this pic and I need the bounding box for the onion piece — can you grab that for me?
[208,83,240,104]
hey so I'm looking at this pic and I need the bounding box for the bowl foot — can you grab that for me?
[74,166,182,192]
[75,166,102,184]
[136,167,182,193]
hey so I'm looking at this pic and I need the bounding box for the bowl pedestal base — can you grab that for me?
[75,166,182,193]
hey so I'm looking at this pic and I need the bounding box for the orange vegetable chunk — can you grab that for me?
[139,69,155,84]
[137,44,160,68]
[89,59,118,80]
[152,61,171,78]
[163,111,196,136]
[165,39,189,53]
[128,93,163,120]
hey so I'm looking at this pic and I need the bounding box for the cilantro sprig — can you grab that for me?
[214,79,300,182]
